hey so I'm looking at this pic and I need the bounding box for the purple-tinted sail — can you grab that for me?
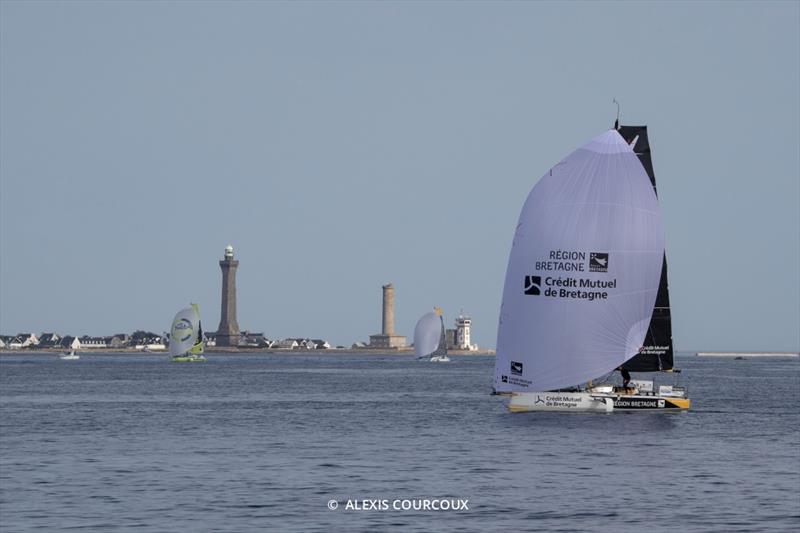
[414,312,442,358]
[493,130,664,392]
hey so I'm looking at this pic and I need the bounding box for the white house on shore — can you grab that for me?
[16,333,39,348]
[79,336,108,349]
[273,339,299,349]
[134,339,166,351]
[38,333,62,348]
[311,339,331,349]
[61,336,82,350]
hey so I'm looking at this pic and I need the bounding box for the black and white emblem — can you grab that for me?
[524,275,541,295]
[589,252,609,272]
[510,361,523,375]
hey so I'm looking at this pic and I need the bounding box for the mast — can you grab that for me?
[617,125,674,372]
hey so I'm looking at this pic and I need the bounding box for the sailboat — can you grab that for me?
[493,122,689,412]
[414,307,450,362]
[169,303,206,362]
[59,350,80,360]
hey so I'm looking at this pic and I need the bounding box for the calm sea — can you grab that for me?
[1,352,798,532]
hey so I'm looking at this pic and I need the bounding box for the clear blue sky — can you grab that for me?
[1,1,798,351]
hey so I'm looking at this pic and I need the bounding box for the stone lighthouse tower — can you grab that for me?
[216,245,241,347]
[369,283,406,348]
[382,283,395,336]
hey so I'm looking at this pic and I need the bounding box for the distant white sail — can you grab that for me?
[494,129,664,392]
[169,305,199,356]
[414,312,443,358]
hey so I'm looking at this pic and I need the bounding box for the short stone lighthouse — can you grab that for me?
[369,283,406,348]
[216,245,241,347]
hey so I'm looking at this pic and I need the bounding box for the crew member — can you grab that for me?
[621,368,631,390]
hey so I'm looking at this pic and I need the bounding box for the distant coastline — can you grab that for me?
[0,347,496,356]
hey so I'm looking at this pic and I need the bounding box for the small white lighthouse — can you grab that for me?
[454,311,476,351]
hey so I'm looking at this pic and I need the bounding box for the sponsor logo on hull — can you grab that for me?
[613,397,689,410]
[508,393,690,412]
[508,392,610,412]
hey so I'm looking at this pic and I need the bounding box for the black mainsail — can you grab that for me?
[617,125,674,372]
[432,314,448,357]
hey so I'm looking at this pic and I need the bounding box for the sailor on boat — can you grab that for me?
[620,368,632,392]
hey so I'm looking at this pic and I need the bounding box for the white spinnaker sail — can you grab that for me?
[169,305,199,356]
[414,312,442,358]
[494,129,664,392]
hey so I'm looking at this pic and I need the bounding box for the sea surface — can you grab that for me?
[1,352,798,532]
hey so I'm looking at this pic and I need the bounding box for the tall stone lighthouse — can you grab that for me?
[369,283,406,348]
[216,245,241,347]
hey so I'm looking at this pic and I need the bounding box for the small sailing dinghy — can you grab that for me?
[414,307,450,362]
[59,350,80,360]
[169,303,206,362]
[493,123,689,412]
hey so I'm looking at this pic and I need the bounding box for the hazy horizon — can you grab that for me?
[2,1,798,352]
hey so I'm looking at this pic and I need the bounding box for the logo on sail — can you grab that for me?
[510,361,523,375]
[173,318,193,342]
[524,275,541,295]
[589,253,609,272]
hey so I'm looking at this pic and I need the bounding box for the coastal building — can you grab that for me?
[8,336,25,349]
[15,333,38,348]
[368,283,406,348]
[447,311,479,351]
[38,333,62,348]
[5,335,23,349]
[266,338,330,350]
[240,331,270,348]
[273,339,299,349]
[454,312,474,350]
[80,335,108,349]
[131,333,166,351]
[107,334,130,348]
[204,332,216,347]
[216,245,241,347]
[60,336,82,350]
[287,338,315,349]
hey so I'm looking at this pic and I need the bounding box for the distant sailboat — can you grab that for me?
[414,307,450,362]
[169,303,206,362]
[59,350,79,360]
[493,123,689,412]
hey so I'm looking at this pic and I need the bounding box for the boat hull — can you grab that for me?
[170,355,206,362]
[508,392,689,413]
